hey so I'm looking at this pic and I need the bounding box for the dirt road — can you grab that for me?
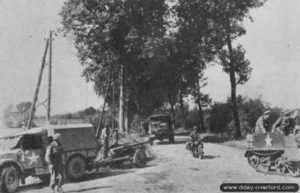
[12,135,298,193]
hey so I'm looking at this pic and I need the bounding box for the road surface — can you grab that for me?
[7,135,297,193]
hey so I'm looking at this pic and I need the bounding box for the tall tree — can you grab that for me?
[61,0,168,129]
[192,74,211,131]
[209,0,265,139]
[173,0,216,130]
[219,45,251,138]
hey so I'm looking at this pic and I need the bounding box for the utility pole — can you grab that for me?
[27,39,49,129]
[47,30,53,123]
[95,69,113,139]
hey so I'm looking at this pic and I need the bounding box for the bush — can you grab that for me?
[208,96,284,139]
[209,102,232,133]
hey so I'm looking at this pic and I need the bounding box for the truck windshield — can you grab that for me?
[149,116,170,123]
[0,136,22,152]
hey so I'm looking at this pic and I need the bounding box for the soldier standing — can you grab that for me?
[45,133,64,193]
[272,110,298,135]
[101,123,111,159]
[255,110,271,133]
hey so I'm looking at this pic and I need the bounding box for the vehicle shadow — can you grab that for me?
[202,155,220,160]
[155,138,189,145]
[201,135,227,143]
[64,185,112,193]
[18,170,133,192]
[73,169,134,183]
[18,182,47,192]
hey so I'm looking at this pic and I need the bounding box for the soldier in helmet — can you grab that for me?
[189,126,202,146]
[255,110,271,134]
[45,133,64,193]
[272,110,298,136]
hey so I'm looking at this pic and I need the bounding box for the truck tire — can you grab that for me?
[169,135,174,143]
[66,156,86,181]
[0,165,20,193]
[133,149,146,168]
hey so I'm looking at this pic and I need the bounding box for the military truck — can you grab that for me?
[147,114,174,145]
[0,124,147,193]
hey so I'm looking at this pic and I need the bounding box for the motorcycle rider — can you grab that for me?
[189,126,202,147]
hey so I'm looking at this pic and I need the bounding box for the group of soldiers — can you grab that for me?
[254,110,299,135]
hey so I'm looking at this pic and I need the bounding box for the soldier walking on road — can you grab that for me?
[46,133,64,193]
[101,123,111,159]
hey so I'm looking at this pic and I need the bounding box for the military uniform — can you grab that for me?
[273,116,295,136]
[189,130,202,142]
[255,116,270,133]
[45,135,64,193]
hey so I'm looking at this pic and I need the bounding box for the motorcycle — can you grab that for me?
[186,140,204,159]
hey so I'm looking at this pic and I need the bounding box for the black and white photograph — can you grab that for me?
[0,0,300,193]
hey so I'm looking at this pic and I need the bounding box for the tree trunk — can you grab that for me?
[196,100,205,132]
[226,34,241,139]
[119,64,125,133]
[196,79,205,132]
[170,103,176,129]
[179,91,187,129]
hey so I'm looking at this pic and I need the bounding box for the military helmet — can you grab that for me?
[53,133,61,141]
[264,110,271,115]
[284,110,292,116]
[193,126,198,131]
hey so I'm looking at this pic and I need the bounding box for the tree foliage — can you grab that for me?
[60,0,266,131]
[61,0,168,117]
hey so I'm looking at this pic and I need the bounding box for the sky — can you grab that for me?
[0,0,299,116]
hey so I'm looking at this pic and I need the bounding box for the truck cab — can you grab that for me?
[147,114,174,145]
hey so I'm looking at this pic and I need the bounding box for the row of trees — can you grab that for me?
[60,0,266,139]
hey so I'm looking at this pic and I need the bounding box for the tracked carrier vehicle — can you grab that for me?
[245,131,300,177]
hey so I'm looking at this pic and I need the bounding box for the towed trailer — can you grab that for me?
[91,142,147,168]
[0,124,147,193]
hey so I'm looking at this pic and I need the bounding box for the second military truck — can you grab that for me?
[147,114,175,145]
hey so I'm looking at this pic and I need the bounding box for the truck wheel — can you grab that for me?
[133,149,146,168]
[185,142,192,151]
[0,165,20,193]
[169,135,174,143]
[67,156,86,181]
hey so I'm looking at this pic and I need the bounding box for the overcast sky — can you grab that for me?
[0,0,299,116]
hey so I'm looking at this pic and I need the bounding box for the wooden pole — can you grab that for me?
[47,30,52,123]
[27,39,49,129]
